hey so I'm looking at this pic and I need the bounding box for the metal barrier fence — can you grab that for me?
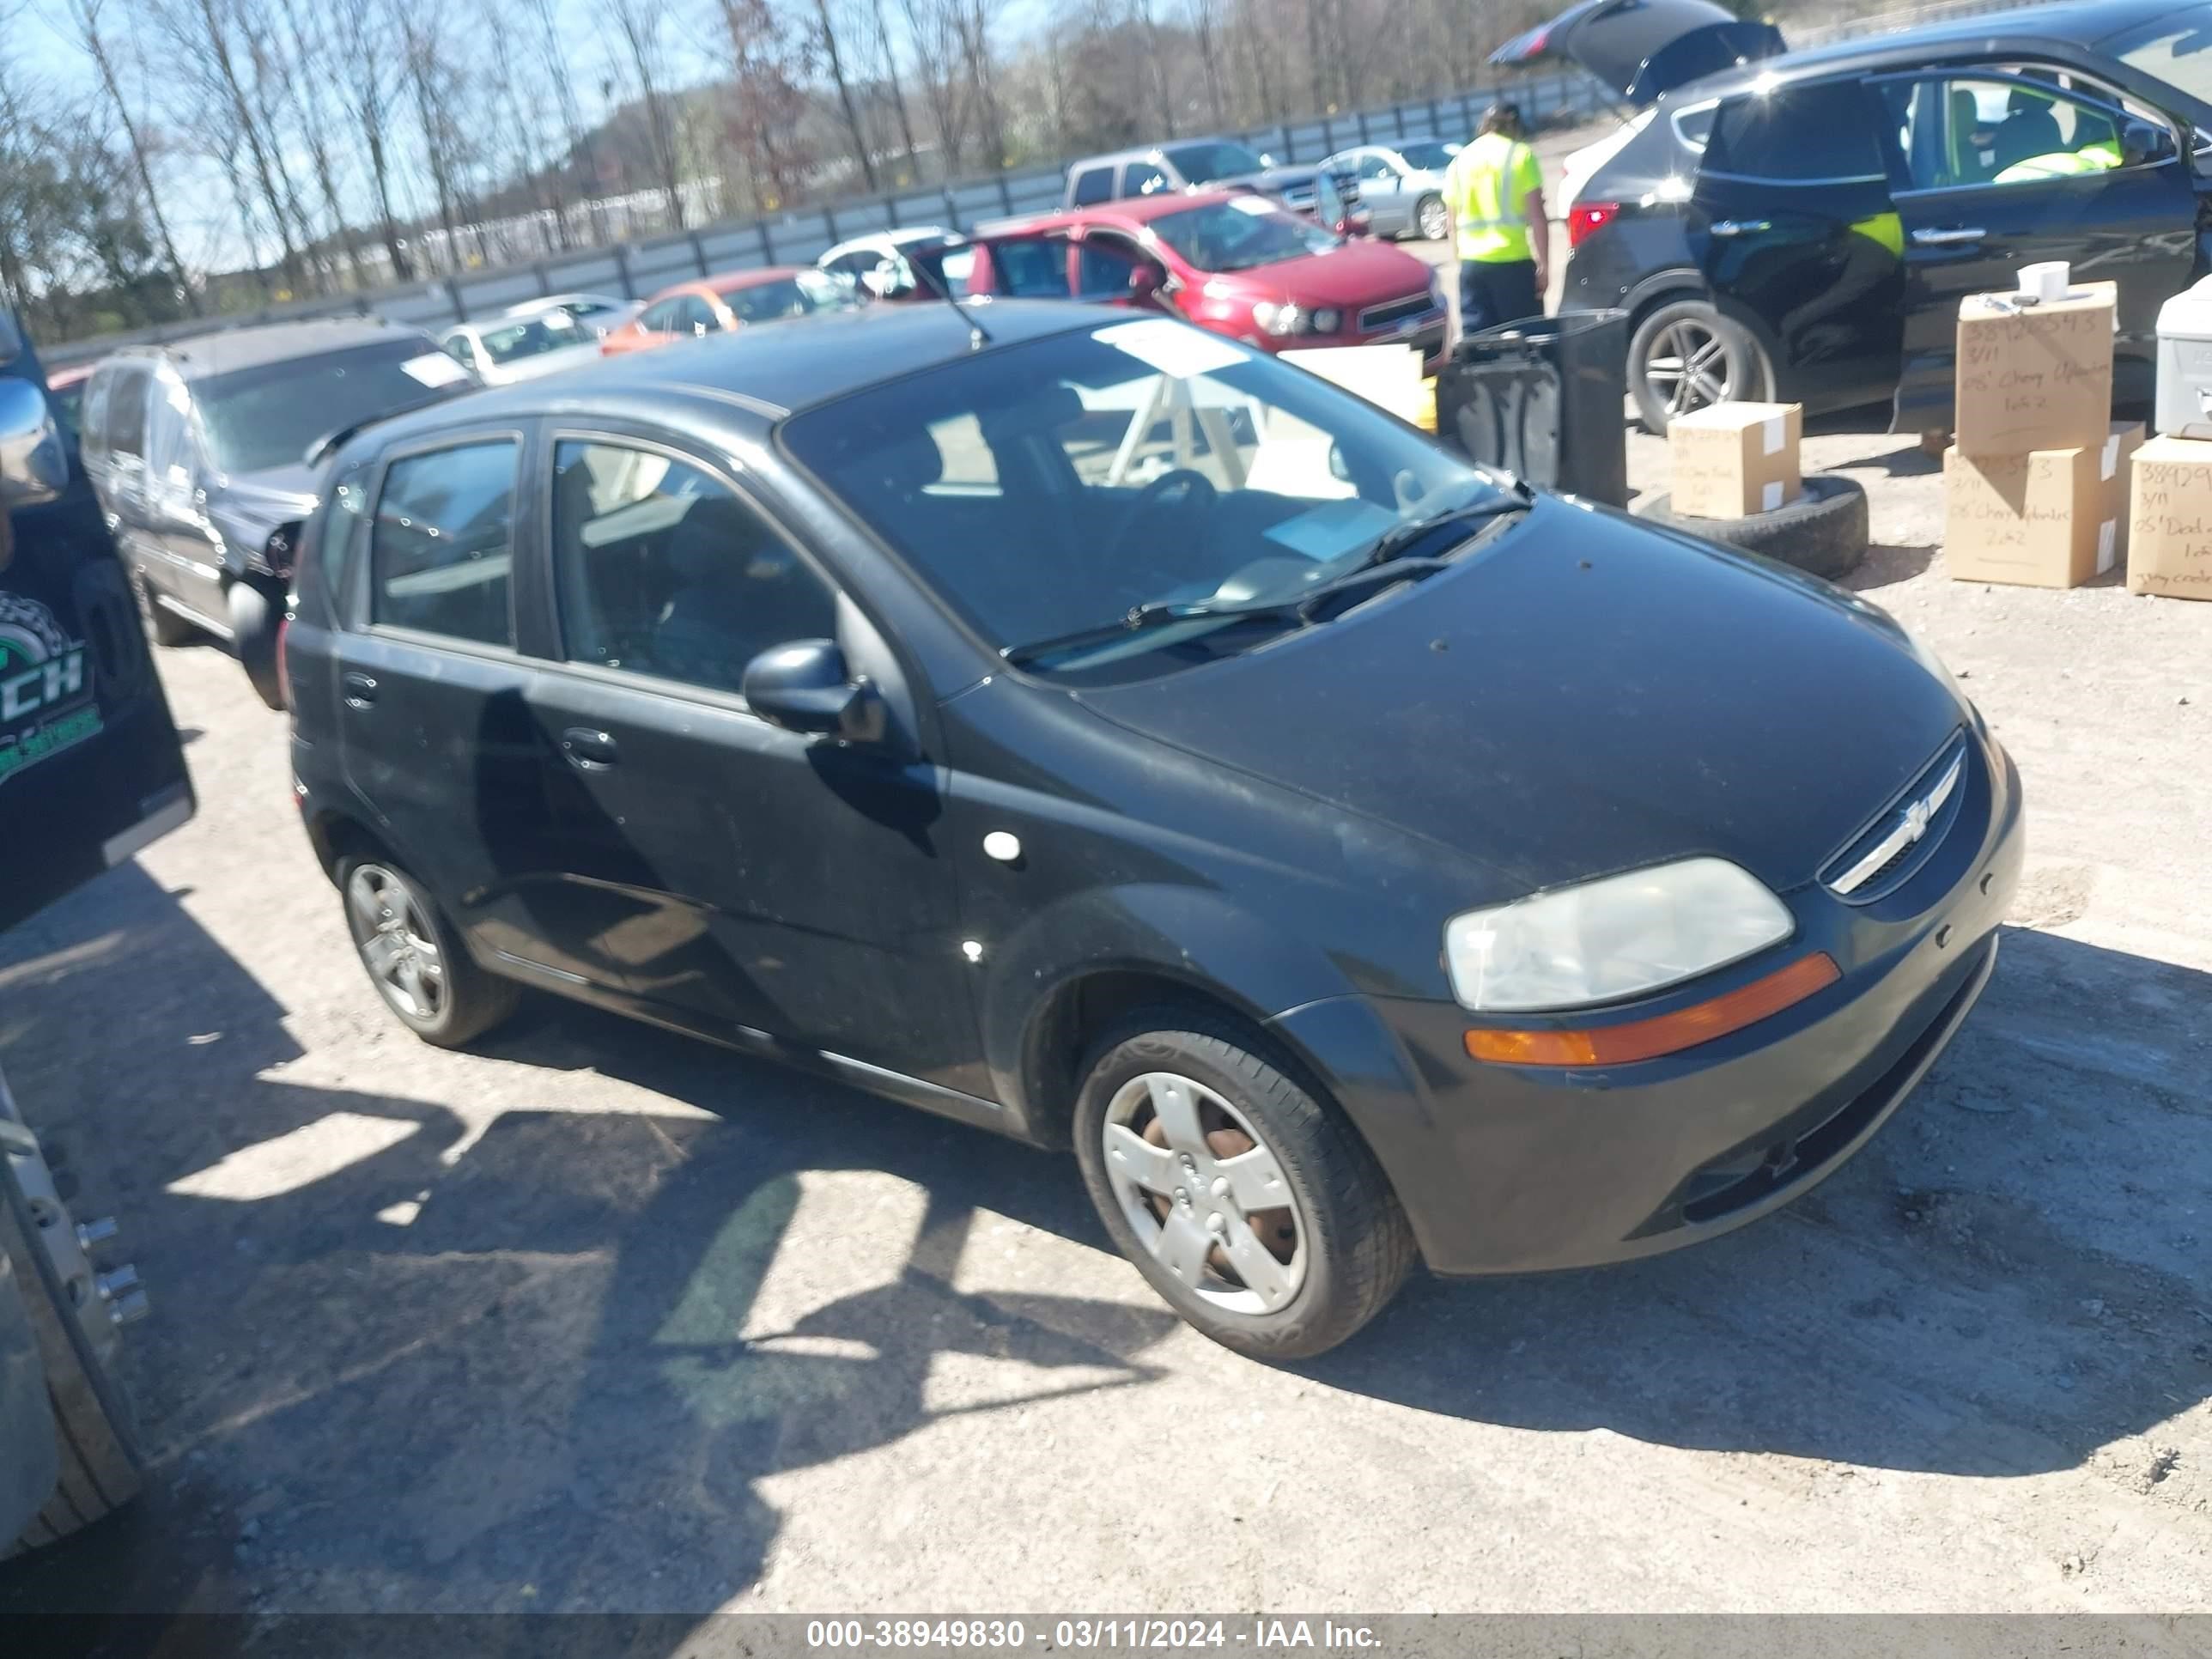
[43,68,1603,365]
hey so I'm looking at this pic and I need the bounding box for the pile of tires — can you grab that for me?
[1634,474,1870,582]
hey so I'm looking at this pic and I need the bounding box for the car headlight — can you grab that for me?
[1310,307,1342,333]
[1443,857,1795,1012]
[1252,300,1304,337]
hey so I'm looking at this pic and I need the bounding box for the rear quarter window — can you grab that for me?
[1070,167,1115,206]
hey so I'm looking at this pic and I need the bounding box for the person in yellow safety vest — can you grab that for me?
[1992,143,2123,184]
[1443,101,1548,337]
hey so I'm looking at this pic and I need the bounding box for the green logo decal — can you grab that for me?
[0,592,101,783]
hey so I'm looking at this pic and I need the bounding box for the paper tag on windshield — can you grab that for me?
[1228,196,1275,216]
[1096,319,1249,379]
[400,352,470,388]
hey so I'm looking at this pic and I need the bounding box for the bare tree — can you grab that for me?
[811,0,879,189]
[54,0,197,313]
[608,0,690,227]
[867,0,923,181]
[392,0,468,272]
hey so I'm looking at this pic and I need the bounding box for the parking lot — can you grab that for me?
[0,396,2207,1627]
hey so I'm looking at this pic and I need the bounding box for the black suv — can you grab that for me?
[1519,0,2212,430]
[79,319,478,707]
[284,301,2019,1359]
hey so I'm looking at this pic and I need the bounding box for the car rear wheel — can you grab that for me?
[1415,193,1449,242]
[1630,299,1767,433]
[340,857,519,1048]
[1072,1009,1416,1360]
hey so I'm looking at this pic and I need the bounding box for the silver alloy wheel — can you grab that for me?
[1644,316,1735,416]
[1417,195,1449,241]
[346,864,446,1023]
[1102,1071,1308,1315]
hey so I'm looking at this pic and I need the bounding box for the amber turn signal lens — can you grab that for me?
[1463,952,1842,1068]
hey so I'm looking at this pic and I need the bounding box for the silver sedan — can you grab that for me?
[1321,139,1462,241]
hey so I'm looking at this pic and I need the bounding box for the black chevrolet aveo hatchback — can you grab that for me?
[285,301,2023,1358]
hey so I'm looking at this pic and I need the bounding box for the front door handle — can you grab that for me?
[341,671,378,708]
[560,726,619,769]
[1910,226,1987,246]
[1708,219,1771,237]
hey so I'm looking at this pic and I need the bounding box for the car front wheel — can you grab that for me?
[1630,298,1767,433]
[340,856,519,1048]
[1073,1009,1416,1360]
[1415,193,1449,242]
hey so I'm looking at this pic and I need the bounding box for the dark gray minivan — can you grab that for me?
[79,319,477,708]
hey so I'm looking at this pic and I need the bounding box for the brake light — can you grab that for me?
[1568,202,1620,248]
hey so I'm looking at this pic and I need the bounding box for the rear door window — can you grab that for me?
[1706,82,1886,181]
[639,299,680,333]
[1070,167,1115,206]
[369,439,519,647]
[991,237,1074,298]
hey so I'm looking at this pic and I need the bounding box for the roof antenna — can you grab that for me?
[908,251,993,351]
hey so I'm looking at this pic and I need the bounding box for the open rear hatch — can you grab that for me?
[1489,0,1786,107]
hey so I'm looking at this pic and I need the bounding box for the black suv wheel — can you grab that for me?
[1630,299,1768,433]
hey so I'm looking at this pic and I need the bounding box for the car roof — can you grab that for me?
[114,318,432,379]
[346,301,1108,459]
[996,188,1255,235]
[1068,136,1259,171]
[1663,0,2193,102]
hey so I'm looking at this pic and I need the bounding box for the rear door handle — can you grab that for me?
[1707,219,1771,237]
[341,671,378,708]
[561,726,619,769]
[1910,226,1987,246]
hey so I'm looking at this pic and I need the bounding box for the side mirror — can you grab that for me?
[1128,260,1170,301]
[2120,118,2170,167]
[741,638,885,744]
[0,378,68,509]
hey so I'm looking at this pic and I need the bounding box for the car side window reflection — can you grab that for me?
[370,440,518,647]
[550,439,837,696]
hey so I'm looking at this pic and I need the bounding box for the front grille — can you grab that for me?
[1358,293,1438,333]
[1821,732,1971,903]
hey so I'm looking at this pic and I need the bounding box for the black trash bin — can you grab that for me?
[1436,310,1629,507]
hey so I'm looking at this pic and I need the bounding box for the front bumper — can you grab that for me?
[1271,732,2026,1276]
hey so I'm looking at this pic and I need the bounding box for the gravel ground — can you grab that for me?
[3,229,2210,1637]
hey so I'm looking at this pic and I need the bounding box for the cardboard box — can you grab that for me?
[1944,442,2115,588]
[2127,434,2212,599]
[2102,421,2146,566]
[1954,280,2115,455]
[1668,401,1802,519]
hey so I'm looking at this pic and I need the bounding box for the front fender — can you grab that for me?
[977,882,1356,1133]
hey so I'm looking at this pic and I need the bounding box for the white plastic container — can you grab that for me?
[2154,270,2212,440]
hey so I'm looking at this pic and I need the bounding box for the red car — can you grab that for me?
[964,191,1445,369]
[599,266,849,356]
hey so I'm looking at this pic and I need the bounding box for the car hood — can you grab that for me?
[1073,496,1965,897]
[212,461,320,538]
[486,344,605,383]
[1489,0,1785,106]
[1233,239,1436,307]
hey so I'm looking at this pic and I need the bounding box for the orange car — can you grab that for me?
[599,266,852,355]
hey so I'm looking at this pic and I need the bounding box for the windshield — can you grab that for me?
[1397,139,1460,171]
[1148,198,1337,272]
[781,319,1499,680]
[2107,3,2212,112]
[197,341,465,475]
[726,270,844,323]
[478,313,589,364]
[1163,140,1268,182]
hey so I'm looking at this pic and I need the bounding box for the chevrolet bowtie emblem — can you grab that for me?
[1902,798,1933,842]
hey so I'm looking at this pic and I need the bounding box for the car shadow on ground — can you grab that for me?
[0,867,2206,1636]
[1845,542,1939,589]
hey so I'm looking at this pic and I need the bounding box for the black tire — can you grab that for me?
[1072,1006,1417,1361]
[2,1127,142,1559]
[1635,472,1870,581]
[1413,192,1449,243]
[338,854,520,1048]
[228,578,286,711]
[131,567,194,647]
[1629,297,1769,434]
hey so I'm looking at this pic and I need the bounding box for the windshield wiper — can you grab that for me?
[1004,553,1471,669]
[1348,485,1532,572]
